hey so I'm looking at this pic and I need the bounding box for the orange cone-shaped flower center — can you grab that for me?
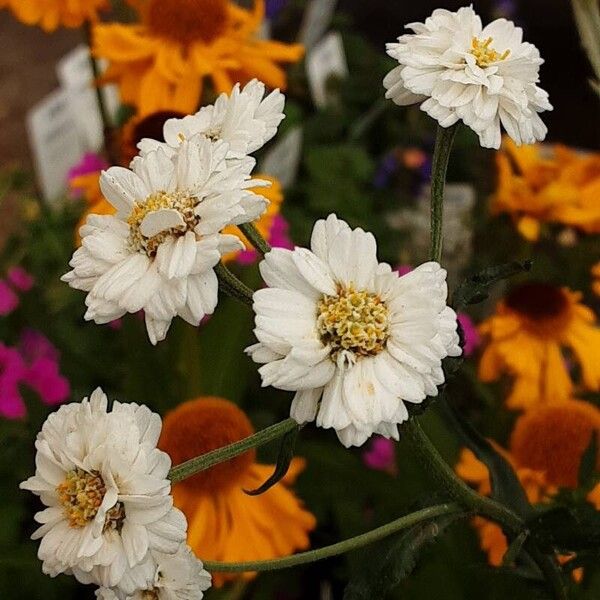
[159,397,256,493]
[510,400,600,488]
[147,0,229,44]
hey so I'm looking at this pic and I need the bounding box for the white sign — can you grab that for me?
[306,32,348,107]
[260,126,303,190]
[27,89,84,203]
[298,0,338,50]
[57,44,119,152]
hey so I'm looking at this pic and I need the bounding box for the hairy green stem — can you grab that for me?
[169,418,297,483]
[429,124,459,262]
[202,503,463,572]
[215,263,254,307]
[239,222,272,256]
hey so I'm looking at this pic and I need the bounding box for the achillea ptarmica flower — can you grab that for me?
[62,139,267,344]
[95,544,211,599]
[93,0,304,116]
[159,397,316,586]
[246,214,461,447]
[138,80,286,160]
[479,283,600,410]
[20,388,187,590]
[383,6,552,149]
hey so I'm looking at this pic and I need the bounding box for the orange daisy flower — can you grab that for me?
[93,0,304,116]
[221,174,284,262]
[492,138,600,241]
[159,397,316,586]
[1,0,107,32]
[479,282,600,410]
[592,263,600,297]
[456,400,600,571]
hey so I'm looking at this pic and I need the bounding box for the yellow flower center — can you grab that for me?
[141,590,159,600]
[127,191,199,257]
[317,287,390,360]
[146,0,229,44]
[57,469,125,531]
[470,37,510,68]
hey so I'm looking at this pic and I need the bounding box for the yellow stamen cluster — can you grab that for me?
[470,37,510,68]
[57,469,107,528]
[127,191,199,256]
[141,590,160,600]
[317,287,390,360]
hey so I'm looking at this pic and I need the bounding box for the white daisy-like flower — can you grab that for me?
[95,544,211,600]
[138,79,285,160]
[383,6,552,148]
[246,214,461,447]
[62,138,267,344]
[20,388,187,589]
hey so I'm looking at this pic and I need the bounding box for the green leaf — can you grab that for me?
[343,512,462,599]
[452,260,533,312]
[441,401,532,519]
[244,425,301,496]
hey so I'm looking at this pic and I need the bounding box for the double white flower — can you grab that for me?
[246,215,461,447]
[63,79,287,345]
[384,6,552,148]
[20,389,191,592]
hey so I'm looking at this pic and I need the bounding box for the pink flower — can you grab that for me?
[363,436,397,473]
[457,313,480,357]
[236,215,294,265]
[6,267,34,292]
[18,329,59,363]
[0,281,19,316]
[68,152,108,198]
[0,344,27,419]
[395,265,413,277]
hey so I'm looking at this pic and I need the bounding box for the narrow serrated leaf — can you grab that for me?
[244,425,300,496]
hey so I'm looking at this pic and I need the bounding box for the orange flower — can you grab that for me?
[159,397,316,586]
[456,400,600,570]
[479,283,600,410]
[2,0,107,31]
[492,138,600,241]
[221,175,284,262]
[93,0,304,116]
[70,171,113,245]
[592,263,600,297]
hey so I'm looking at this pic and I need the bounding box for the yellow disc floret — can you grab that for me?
[127,191,200,257]
[317,286,390,360]
[470,37,510,68]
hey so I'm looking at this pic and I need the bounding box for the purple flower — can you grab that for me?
[363,436,396,473]
[0,344,27,419]
[266,0,289,19]
[7,266,34,292]
[0,281,19,316]
[457,313,480,357]
[373,152,400,189]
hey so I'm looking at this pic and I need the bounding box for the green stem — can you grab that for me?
[348,98,388,141]
[202,503,463,572]
[429,124,459,263]
[214,263,254,308]
[239,222,271,257]
[168,418,297,483]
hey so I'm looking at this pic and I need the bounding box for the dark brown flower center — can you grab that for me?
[505,283,568,321]
[147,0,229,44]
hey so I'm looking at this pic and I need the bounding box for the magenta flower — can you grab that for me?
[0,280,19,316]
[7,267,34,292]
[68,152,108,197]
[0,344,27,419]
[458,313,480,357]
[25,358,70,406]
[363,436,397,473]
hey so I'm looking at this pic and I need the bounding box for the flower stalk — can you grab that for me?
[429,123,459,262]
[202,503,464,572]
[214,263,255,307]
[239,222,272,257]
[168,418,298,483]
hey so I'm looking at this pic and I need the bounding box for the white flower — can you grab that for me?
[383,6,552,148]
[138,79,285,160]
[95,544,211,600]
[246,214,461,447]
[20,388,187,589]
[62,138,267,344]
